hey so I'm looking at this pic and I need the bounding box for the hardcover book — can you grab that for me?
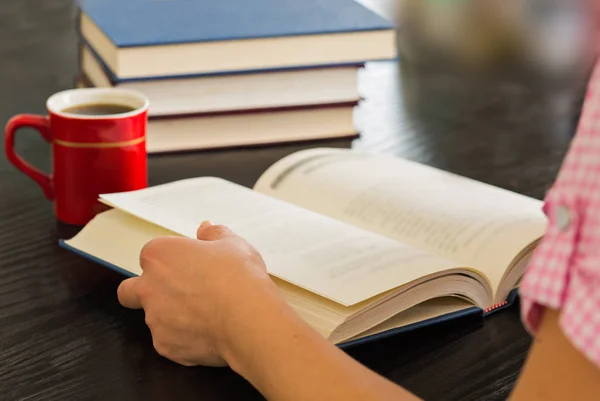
[78,0,396,79]
[61,148,546,345]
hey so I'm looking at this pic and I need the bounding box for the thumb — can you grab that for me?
[196,221,236,241]
[117,277,143,309]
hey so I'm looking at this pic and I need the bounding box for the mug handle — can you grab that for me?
[5,114,54,200]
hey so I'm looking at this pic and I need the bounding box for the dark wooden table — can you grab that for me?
[0,1,588,400]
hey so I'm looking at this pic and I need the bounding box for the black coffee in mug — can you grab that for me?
[62,103,136,116]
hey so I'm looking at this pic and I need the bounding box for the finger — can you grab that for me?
[117,277,143,309]
[196,223,235,241]
[195,221,214,239]
[200,220,214,229]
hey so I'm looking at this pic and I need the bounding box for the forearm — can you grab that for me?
[221,285,419,401]
[510,309,600,401]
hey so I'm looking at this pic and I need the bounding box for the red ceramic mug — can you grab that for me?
[5,88,149,225]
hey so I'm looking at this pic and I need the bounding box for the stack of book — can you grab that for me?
[74,0,396,153]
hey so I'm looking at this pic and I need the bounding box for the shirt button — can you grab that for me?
[556,206,571,231]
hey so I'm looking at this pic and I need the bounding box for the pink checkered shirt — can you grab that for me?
[521,60,600,368]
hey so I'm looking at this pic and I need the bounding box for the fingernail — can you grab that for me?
[201,221,215,228]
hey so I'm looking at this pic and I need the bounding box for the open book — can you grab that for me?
[60,148,547,345]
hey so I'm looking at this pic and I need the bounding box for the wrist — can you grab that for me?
[218,279,315,380]
[217,276,289,367]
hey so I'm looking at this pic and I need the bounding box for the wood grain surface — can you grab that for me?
[0,1,587,400]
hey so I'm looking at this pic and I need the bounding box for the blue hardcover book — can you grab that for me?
[78,0,397,80]
[57,148,544,346]
[77,42,365,119]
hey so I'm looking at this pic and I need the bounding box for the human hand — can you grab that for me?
[117,225,422,401]
[117,222,284,367]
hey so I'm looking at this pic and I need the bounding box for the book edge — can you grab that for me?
[113,28,397,49]
[338,306,484,349]
[59,239,137,279]
[80,38,373,83]
[146,133,360,155]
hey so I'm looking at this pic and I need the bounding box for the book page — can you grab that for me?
[100,177,469,307]
[344,297,474,343]
[254,148,547,297]
[64,209,479,342]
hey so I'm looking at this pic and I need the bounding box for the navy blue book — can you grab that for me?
[59,148,545,345]
[78,43,364,119]
[78,0,396,80]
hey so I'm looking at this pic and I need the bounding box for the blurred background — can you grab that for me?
[385,0,600,154]
[393,0,599,81]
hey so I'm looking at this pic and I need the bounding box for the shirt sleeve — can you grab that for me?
[520,60,600,368]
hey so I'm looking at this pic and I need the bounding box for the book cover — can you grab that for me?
[79,0,394,48]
